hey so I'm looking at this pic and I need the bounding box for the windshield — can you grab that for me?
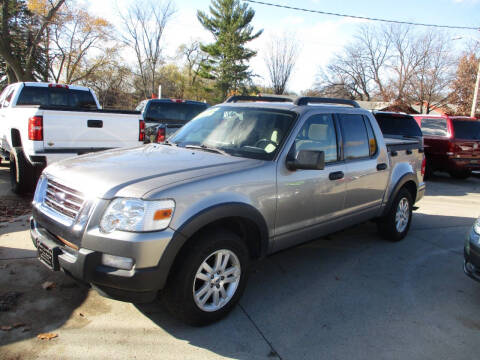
[16,86,98,109]
[453,120,480,140]
[374,114,422,137]
[144,101,208,124]
[170,106,297,160]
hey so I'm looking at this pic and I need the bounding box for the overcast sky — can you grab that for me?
[87,0,480,93]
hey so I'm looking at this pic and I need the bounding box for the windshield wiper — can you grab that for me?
[184,144,229,156]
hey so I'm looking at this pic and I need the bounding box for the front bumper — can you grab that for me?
[464,226,480,282]
[30,217,182,303]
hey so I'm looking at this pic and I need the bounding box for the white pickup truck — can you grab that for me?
[0,82,145,194]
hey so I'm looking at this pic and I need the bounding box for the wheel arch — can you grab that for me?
[156,203,269,289]
[382,173,417,217]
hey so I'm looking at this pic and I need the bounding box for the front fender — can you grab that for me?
[156,202,269,289]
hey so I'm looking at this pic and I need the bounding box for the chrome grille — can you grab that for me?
[43,179,85,220]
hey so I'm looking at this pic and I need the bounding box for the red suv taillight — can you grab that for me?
[28,116,43,141]
[157,127,166,143]
[421,156,426,177]
[139,120,145,141]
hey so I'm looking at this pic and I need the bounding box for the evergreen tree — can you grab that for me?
[197,0,262,101]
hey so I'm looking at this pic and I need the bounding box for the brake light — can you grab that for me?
[48,83,69,89]
[139,120,145,141]
[28,116,43,141]
[170,99,185,103]
[421,156,426,177]
[157,127,166,143]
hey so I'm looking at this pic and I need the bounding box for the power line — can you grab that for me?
[243,0,480,31]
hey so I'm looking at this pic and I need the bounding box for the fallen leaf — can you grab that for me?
[79,313,85,317]
[42,281,56,290]
[37,333,58,340]
[1,325,12,331]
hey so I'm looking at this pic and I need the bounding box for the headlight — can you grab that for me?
[474,218,480,235]
[99,198,175,233]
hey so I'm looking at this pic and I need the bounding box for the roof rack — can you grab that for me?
[225,95,293,103]
[294,97,360,108]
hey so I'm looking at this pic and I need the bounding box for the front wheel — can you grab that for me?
[377,188,413,241]
[162,229,249,326]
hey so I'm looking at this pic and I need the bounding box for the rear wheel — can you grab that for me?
[377,188,413,242]
[449,170,471,179]
[9,148,34,194]
[162,229,249,326]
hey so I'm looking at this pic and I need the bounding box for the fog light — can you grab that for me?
[101,254,134,270]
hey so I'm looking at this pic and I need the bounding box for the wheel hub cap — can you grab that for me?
[193,249,241,312]
[395,197,410,233]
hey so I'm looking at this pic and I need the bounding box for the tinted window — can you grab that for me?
[16,87,97,108]
[145,101,209,124]
[452,120,480,140]
[294,114,338,163]
[374,113,422,137]
[420,118,448,136]
[170,106,296,160]
[339,114,370,160]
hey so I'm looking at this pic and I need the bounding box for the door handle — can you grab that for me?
[87,119,103,128]
[377,163,387,171]
[329,171,344,180]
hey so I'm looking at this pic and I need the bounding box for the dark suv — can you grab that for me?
[136,99,209,143]
[413,115,480,179]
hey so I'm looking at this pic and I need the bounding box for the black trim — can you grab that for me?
[381,173,418,216]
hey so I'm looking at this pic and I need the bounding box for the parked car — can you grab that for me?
[30,96,425,325]
[464,217,480,282]
[413,115,480,179]
[136,98,209,143]
[0,82,145,193]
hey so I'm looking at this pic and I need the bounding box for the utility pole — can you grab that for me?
[471,59,480,118]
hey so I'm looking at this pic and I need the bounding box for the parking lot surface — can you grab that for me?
[1,162,480,360]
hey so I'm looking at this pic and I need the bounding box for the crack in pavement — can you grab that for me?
[238,303,283,360]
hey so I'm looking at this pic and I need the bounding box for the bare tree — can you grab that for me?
[49,6,113,83]
[264,33,300,94]
[407,31,455,113]
[119,0,175,98]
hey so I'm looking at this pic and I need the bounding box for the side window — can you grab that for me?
[294,114,338,163]
[1,86,15,108]
[421,118,448,136]
[338,114,370,160]
[363,116,378,156]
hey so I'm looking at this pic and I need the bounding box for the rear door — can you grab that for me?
[339,113,389,214]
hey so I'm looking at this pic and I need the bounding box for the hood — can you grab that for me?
[45,144,260,199]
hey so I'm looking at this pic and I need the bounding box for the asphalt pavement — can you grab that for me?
[1,162,480,360]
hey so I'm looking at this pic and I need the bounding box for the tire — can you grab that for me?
[377,188,413,242]
[162,229,249,326]
[449,170,471,179]
[9,148,34,194]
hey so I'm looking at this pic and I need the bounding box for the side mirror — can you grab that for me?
[286,149,325,171]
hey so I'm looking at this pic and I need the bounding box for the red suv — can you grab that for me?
[413,115,480,179]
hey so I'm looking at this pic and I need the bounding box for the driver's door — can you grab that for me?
[273,113,347,251]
